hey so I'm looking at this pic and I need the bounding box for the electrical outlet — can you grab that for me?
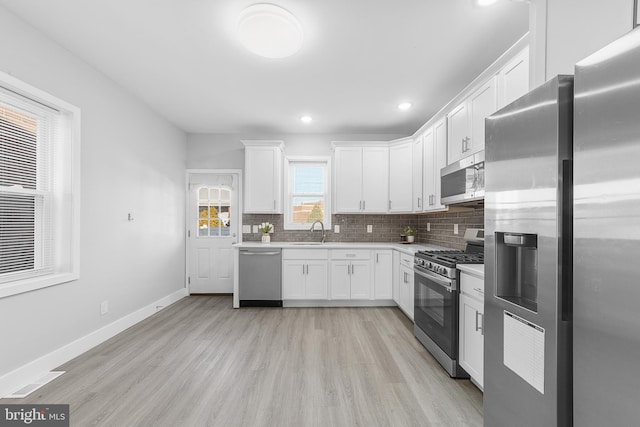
[242,225,251,234]
[427,222,431,232]
[454,224,459,235]
[334,225,340,233]
[367,225,373,233]
[252,225,259,233]
[100,300,109,315]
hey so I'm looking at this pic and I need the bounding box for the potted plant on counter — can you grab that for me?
[259,222,273,244]
[403,226,417,243]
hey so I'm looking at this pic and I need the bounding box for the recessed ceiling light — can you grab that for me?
[476,0,499,6]
[237,4,304,59]
[398,102,412,111]
[300,115,313,123]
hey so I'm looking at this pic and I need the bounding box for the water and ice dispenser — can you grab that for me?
[495,232,538,312]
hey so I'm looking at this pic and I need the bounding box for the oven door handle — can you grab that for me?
[414,268,455,291]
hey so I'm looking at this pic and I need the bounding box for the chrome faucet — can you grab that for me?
[309,220,326,244]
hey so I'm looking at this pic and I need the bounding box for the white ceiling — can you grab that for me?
[0,0,529,135]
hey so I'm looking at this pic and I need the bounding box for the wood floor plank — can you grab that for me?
[1,296,483,426]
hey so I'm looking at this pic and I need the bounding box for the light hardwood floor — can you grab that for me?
[2,296,483,426]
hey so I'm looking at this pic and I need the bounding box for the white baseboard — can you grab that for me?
[283,299,397,308]
[0,288,188,398]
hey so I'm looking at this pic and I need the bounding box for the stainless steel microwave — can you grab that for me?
[440,151,484,205]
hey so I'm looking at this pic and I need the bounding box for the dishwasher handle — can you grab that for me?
[240,251,281,256]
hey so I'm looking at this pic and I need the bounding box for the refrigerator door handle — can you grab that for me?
[560,159,573,321]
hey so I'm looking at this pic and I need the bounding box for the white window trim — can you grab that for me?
[283,156,331,230]
[0,70,81,299]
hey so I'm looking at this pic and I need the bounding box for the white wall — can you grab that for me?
[0,7,187,384]
[187,133,406,169]
[530,0,634,85]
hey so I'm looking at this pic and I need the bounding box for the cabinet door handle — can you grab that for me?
[376,253,379,263]
[476,311,484,335]
[362,200,365,210]
[389,200,392,210]
[417,197,421,208]
[305,264,308,275]
[462,138,466,153]
[359,200,362,210]
[473,287,484,295]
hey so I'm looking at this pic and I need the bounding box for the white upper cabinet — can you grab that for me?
[468,77,497,156]
[412,134,424,212]
[447,101,469,165]
[333,145,388,213]
[447,77,497,164]
[333,146,363,213]
[432,119,448,211]
[498,46,530,108]
[242,140,284,213]
[422,119,448,212]
[361,147,390,212]
[388,139,413,213]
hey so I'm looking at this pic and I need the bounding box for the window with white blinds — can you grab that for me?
[0,71,80,298]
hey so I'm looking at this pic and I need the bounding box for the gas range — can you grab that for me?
[414,250,484,279]
[413,228,484,379]
[414,228,485,279]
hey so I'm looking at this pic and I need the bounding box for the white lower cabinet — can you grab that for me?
[282,250,328,300]
[279,247,397,304]
[398,253,414,320]
[459,271,484,389]
[392,251,400,304]
[330,251,371,299]
[373,250,393,299]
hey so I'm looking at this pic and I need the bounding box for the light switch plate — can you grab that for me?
[252,225,259,233]
[454,224,459,235]
[367,225,373,233]
[427,222,431,232]
[242,225,251,234]
[334,225,340,233]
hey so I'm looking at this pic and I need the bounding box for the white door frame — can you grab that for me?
[185,169,243,295]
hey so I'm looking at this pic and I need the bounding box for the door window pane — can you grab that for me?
[197,186,232,237]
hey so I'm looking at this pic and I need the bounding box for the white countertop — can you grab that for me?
[457,263,484,278]
[233,241,448,256]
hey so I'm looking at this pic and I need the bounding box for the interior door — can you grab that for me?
[188,173,238,293]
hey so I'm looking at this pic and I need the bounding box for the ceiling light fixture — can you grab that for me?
[237,3,304,59]
[476,0,499,6]
[300,115,313,123]
[398,102,412,111]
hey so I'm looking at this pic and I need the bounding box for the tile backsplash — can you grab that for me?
[243,208,484,249]
[417,209,484,250]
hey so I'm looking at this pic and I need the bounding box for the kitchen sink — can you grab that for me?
[290,242,323,245]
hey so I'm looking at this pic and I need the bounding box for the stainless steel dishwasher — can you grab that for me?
[238,248,282,307]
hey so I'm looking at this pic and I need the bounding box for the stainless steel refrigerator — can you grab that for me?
[573,28,640,427]
[484,75,574,427]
